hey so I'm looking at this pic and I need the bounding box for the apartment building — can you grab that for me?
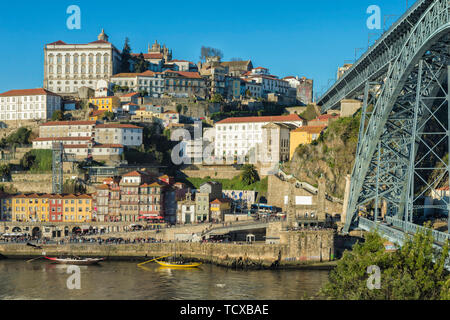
[214,114,303,162]
[39,120,96,138]
[9,193,93,223]
[163,70,207,98]
[0,88,61,122]
[110,71,165,98]
[94,123,143,147]
[88,96,121,112]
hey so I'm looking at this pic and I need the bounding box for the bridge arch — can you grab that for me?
[343,0,450,232]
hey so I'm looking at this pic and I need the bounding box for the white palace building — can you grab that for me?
[43,29,121,95]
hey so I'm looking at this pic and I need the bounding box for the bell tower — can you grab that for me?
[98,29,109,42]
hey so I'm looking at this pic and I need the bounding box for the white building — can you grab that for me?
[94,124,143,147]
[63,143,123,160]
[110,71,165,97]
[214,114,303,162]
[241,67,290,97]
[39,120,96,138]
[32,137,93,149]
[43,29,121,95]
[0,88,61,122]
[242,79,262,98]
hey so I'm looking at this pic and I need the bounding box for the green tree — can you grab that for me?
[51,110,64,121]
[211,93,224,103]
[120,37,132,73]
[6,127,32,146]
[112,85,121,93]
[0,164,11,178]
[321,228,450,300]
[134,53,150,73]
[240,164,260,185]
[101,111,115,121]
[20,152,36,170]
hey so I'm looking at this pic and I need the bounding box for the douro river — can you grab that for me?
[0,260,329,300]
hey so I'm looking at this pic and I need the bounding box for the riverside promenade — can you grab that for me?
[0,229,337,269]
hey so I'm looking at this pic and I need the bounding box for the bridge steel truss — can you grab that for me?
[315,0,450,234]
[345,0,450,233]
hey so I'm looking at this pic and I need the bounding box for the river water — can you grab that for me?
[0,260,329,300]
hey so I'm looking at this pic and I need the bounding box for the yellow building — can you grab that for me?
[131,108,157,123]
[89,96,120,112]
[12,194,50,222]
[62,194,93,223]
[289,126,327,158]
[8,193,92,223]
[210,198,231,223]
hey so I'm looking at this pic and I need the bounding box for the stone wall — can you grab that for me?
[180,165,242,180]
[0,229,335,267]
[267,175,342,215]
[1,173,83,194]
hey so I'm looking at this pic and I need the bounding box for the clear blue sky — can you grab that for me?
[0,0,414,99]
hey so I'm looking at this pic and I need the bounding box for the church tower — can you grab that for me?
[98,29,109,42]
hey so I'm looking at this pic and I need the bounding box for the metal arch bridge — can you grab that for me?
[316,0,450,242]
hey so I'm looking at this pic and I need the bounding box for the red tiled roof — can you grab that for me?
[122,171,144,177]
[139,70,156,77]
[47,40,67,46]
[292,126,327,134]
[121,92,140,98]
[216,114,303,124]
[211,198,231,204]
[163,70,202,79]
[93,144,124,149]
[33,137,92,142]
[89,40,111,44]
[90,110,105,117]
[0,88,60,97]
[95,123,142,129]
[41,120,96,127]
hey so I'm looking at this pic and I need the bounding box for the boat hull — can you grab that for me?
[155,260,202,268]
[45,257,104,265]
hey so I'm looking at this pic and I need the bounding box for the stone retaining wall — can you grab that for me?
[0,229,335,268]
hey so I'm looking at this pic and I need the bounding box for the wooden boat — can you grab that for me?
[44,256,104,265]
[154,259,202,268]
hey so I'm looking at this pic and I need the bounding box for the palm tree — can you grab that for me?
[241,164,260,185]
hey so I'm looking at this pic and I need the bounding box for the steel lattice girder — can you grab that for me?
[318,0,447,112]
[343,0,450,233]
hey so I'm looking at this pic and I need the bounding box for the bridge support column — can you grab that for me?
[448,63,450,234]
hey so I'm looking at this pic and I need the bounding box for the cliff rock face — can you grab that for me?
[285,115,360,199]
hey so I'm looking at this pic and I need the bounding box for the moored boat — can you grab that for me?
[154,259,202,268]
[44,256,104,265]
